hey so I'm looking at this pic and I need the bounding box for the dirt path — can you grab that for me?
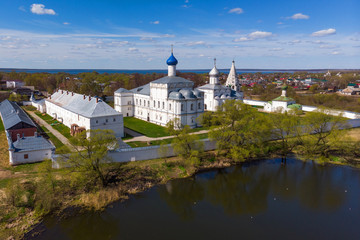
[27,111,72,147]
[124,129,209,143]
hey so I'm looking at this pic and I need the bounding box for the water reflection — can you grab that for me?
[159,159,347,218]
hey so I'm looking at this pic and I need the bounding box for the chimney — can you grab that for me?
[50,95,52,99]
[22,133,24,138]
[66,91,69,95]
[17,134,20,141]
[96,97,99,103]
[34,132,37,137]
[72,92,74,96]
[61,90,63,94]
[83,95,86,100]
[88,96,91,101]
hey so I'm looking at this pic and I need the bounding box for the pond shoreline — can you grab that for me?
[21,152,360,240]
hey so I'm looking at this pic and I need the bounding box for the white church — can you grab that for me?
[114,50,243,127]
[197,59,243,111]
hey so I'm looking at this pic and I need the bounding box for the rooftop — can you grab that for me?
[0,100,36,130]
[47,90,121,118]
[12,135,55,152]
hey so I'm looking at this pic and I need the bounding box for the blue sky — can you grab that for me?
[0,0,359,69]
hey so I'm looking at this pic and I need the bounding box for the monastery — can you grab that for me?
[114,50,243,127]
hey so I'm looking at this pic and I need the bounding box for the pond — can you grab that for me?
[31,158,360,240]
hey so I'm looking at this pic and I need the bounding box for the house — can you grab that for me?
[264,86,302,113]
[44,90,124,138]
[0,99,55,165]
[6,80,24,89]
[0,100,37,141]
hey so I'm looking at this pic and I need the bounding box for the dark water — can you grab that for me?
[0,68,299,75]
[33,158,360,240]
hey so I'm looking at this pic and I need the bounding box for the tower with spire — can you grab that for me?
[225,60,241,92]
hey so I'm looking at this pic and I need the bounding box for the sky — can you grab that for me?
[0,0,359,69]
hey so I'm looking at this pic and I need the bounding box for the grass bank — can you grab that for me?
[34,111,72,139]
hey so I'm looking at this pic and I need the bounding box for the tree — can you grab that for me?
[63,129,119,188]
[301,108,348,158]
[270,111,302,162]
[166,120,204,167]
[208,100,272,162]
[309,84,319,93]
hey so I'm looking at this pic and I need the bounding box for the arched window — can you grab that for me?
[148,101,150,107]
[198,103,201,109]
[191,104,193,111]
[181,104,184,111]
[158,101,160,108]
[205,104,207,110]
[154,101,156,107]
[169,104,171,110]
[162,102,165,109]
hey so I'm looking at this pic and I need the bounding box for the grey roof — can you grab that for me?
[130,83,151,96]
[197,84,228,90]
[115,88,132,94]
[168,91,185,100]
[151,76,193,84]
[0,100,36,130]
[47,90,121,118]
[179,89,197,99]
[12,135,55,152]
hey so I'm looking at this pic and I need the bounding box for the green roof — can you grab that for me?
[288,104,302,110]
[272,96,294,102]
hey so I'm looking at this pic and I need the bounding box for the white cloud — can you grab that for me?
[311,28,336,37]
[228,8,244,14]
[319,44,337,49]
[185,41,206,46]
[277,22,284,25]
[19,6,26,12]
[235,31,273,41]
[150,20,160,24]
[289,13,309,20]
[270,48,283,51]
[331,51,340,55]
[128,47,139,52]
[30,4,56,15]
[63,22,70,25]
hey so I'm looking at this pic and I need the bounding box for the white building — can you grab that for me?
[8,132,55,165]
[45,90,124,138]
[197,59,243,111]
[264,86,302,113]
[225,60,241,92]
[6,80,24,89]
[114,50,204,128]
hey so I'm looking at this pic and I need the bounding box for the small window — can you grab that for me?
[136,99,138,104]
[181,104,184,111]
[198,103,201,109]
[205,104,207,110]
[148,101,150,107]
[191,104,193,111]
[169,104,172,110]
[106,119,108,123]
[162,102,165,109]
[154,100,156,107]
[158,101,160,108]
[113,118,116,122]
[96,120,98,123]
[24,154,28,159]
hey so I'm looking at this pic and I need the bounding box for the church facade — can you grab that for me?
[197,60,243,111]
[114,51,204,128]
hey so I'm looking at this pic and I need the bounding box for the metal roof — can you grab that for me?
[151,76,193,84]
[130,83,151,96]
[47,90,121,118]
[197,84,227,90]
[12,135,55,152]
[114,88,132,94]
[0,100,36,130]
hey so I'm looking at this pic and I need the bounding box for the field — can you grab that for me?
[123,117,170,137]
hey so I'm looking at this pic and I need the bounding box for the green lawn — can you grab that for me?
[123,117,170,137]
[127,133,209,148]
[0,116,4,131]
[39,125,70,153]
[34,111,72,139]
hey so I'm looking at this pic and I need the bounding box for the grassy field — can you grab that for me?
[0,117,8,167]
[123,117,170,137]
[124,117,208,138]
[39,125,70,152]
[34,111,72,139]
